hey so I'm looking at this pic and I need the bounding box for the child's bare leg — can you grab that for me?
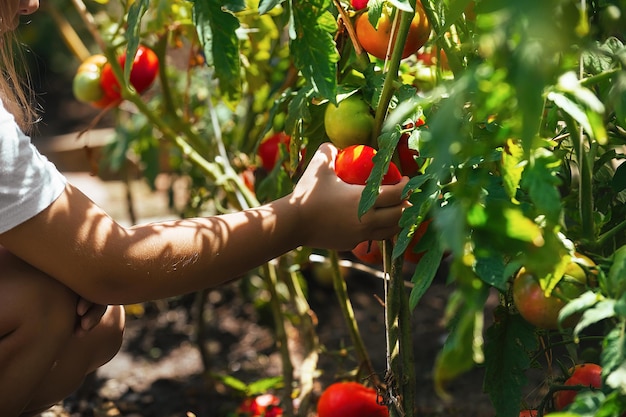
[0,248,125,416]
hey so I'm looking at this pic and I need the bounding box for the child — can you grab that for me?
[0,1,408,415]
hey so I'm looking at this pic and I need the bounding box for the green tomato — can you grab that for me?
[324,94,375,149]
[72,70,105,104]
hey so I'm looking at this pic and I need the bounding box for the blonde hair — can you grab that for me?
[1,4,38,132]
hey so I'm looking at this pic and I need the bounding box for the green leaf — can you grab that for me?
[358,129,402,217]
[193,0,242,102]
[612,161,626,194]
[601,326,626,388]
[607,245,626,298]
[258,0,284,15]
[474,254,508,292]
[501,139,525,200]
[408,238,445,310]
[571,297,616,341]
[520,148,562,224]
[484,312,538,417]
[434,285,489,398]
[125,0,150,83]
[290,0,338,100]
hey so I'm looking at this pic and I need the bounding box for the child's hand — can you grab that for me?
[75,298,108,337]
[292,142,409,251]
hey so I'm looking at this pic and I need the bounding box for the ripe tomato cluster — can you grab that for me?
[72,45,159,108]
[317,381,388,417]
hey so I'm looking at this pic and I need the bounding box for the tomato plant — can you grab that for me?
[355,2,431,61]
[324,94,375,149]
[334,144,402,185]
[317,382,388,417]
[54,0,626,415]
[512,254,595,330]
[554,364,603,411]
[100,45,159,100]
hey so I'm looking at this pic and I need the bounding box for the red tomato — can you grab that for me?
[237,393,283,416]
[519,411,538,417]
[334,144,402,185]
[352,240,383,264]
[403,219,431,264]
[257,132,292,172]
[100,45,159,100]
[396,132,420,177]
[355,3,431,61]
[554,363,602,411]
[351,0,369,10]
[317,382,388,417]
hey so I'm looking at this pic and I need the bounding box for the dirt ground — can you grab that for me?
[35,78,503,417]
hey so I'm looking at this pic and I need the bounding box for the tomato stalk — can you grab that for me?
[262,261,295,416]
[564,115,595,241]
[372,7,415,144]
[383,240,416,417]
[328,250,380,385]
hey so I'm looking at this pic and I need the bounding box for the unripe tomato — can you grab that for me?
[324,95,374,149]
[334,144,402,185]
[317,382,388,417]
[554,363,602,411]
[512,253,596,330]
[355,3,431,61]
[72,54,119,108]
[257,132,292,172]
[100,45,159,100]
[352,0,369,10]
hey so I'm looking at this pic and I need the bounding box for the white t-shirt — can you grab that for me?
[0,99,67,234]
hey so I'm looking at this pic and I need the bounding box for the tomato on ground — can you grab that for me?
[317,381,388,417]
[355,3,431,61]
[554,363,603,411]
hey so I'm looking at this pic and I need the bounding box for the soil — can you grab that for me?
[35,75,504,417]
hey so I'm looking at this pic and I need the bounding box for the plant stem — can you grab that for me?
[329,250,379,385]
[372,8,415,145]
[263,261,295,416]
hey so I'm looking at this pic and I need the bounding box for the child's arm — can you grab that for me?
[0,143,407,305]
